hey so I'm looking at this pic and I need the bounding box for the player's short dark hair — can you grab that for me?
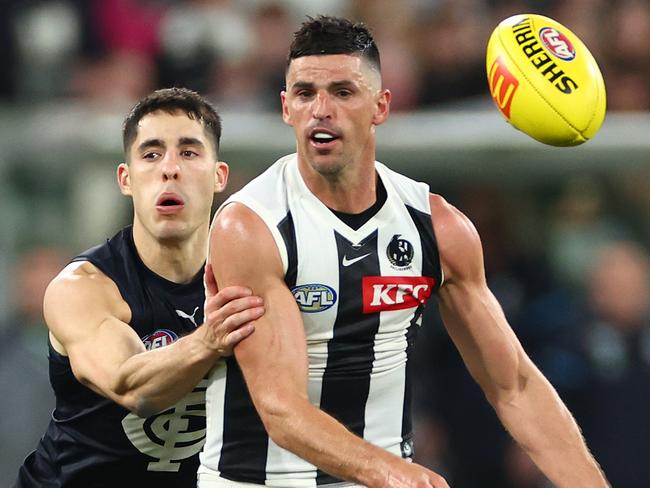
[122,87,222,158]
[288,15,381,72]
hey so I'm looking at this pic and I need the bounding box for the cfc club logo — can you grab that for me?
[488,56,519,119]
[387,234,414,268]
[362,276,434,314]
[142,329,178,350]
[122,379,207,472]
[539,27,576,61]
[292,283,337,313]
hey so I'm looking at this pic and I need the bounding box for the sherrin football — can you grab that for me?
[486,14,606,146]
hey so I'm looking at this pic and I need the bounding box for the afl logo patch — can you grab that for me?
[539,27,576,61]
[292,283,337,313]
[387,234,414,268]
[142,329,178,350]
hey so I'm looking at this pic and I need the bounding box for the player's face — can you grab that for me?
[118,111,227,242]
[282,54,390,177]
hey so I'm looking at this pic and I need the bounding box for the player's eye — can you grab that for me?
[181,150,198,158]
[296,90,314,99]
[142,151,160,160]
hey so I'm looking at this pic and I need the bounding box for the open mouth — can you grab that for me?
[309,129,340,146]
[158,198,182,206]
[156,193,185,213]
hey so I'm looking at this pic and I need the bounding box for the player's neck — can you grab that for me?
[131,221,207,284]
[298,158,378,213]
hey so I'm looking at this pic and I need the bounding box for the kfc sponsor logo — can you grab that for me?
[362,276,435,314]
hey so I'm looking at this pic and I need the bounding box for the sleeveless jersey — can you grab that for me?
[200,154,443,486]
[15,226,207,488]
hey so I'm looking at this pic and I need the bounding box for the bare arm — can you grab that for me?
[430,194,608,488]
[210,203,449,488]
[45,261,262,417]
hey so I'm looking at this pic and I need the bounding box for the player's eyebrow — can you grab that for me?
[137,137,205,153]
[137,138,165,153]
[291,81,315,91]
[178,137,205,148]
[291,80,356,91]
[328,80,355,90]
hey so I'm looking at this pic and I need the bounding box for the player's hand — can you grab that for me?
[201,263,264,356]
[382,458,450,488]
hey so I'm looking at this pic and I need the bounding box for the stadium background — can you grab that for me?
[0,1,648,487]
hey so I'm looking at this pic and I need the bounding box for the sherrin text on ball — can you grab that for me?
[486,14,606,146]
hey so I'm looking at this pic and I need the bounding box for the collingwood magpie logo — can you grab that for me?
[387,234,414,268]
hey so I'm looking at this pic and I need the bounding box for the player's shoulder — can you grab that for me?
[213,201,266,237]
[53,260,113,289]
[429,193,484,282]
[429,193,478,237]
[45,260,128,321]
[211,201,286,281]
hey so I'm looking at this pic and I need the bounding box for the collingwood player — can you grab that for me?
[14,88,264,487]
[200,16,609,488]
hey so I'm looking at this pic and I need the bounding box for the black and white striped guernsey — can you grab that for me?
[200,154,443,486]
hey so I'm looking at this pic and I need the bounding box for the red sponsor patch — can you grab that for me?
[362,276,435,314]
[488,56,519,119]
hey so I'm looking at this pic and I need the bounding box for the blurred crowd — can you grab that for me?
[1,1,650,487]
[1,0,650,111]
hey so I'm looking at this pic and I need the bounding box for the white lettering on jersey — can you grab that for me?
[363,276,435,313]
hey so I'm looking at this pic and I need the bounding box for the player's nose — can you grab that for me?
[312,92,333,120]
[161,154,180,180]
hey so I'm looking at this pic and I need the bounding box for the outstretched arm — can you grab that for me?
[209,202,449,488]
[45,261,263,417]
[430,194,608,488]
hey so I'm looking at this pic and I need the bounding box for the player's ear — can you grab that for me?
[214,161,229,193]
[117,162,132,196]
[281,91,292,125]
[372,89,391,126]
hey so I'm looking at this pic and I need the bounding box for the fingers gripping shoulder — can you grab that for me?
[429,193,486,284]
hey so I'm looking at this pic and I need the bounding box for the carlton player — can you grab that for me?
[200,16,608,488]
[14,88,263,487]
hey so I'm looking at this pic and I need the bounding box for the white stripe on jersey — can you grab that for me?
[199,362,228,475]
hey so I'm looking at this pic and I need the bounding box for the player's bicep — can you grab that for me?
[209,204,309,403]
[44,264,144,396]
[430,195,522,397]
[236,283,309,404]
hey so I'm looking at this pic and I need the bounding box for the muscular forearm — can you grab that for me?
[112,330,218,417]
[261,395,399,487]
[492,365,609,488]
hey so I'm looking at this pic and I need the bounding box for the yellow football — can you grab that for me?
[486,14,606,146]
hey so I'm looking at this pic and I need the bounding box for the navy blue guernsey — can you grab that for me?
[14,226,207,488]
